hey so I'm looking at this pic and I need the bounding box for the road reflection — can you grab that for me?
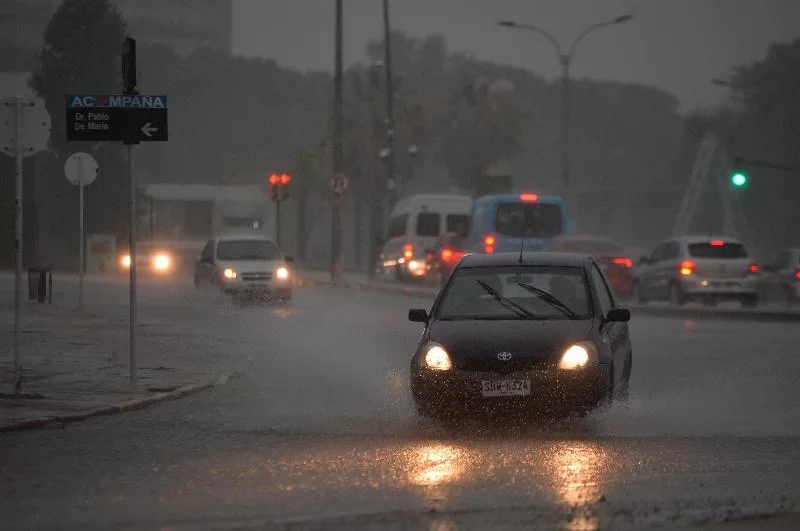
[544,441,614,531]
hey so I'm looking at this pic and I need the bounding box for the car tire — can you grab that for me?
[634,281,648,305]
[740,295,758,309]
[617,352,632,402]
[668,282,685,306]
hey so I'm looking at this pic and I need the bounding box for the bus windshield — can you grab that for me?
[495,203,563,238]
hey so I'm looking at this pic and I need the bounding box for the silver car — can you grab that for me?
[633,236,759,308]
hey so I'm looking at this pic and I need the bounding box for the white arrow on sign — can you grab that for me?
[140,122,158,137]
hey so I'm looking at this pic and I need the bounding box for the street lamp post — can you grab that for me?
[498,15,633,205]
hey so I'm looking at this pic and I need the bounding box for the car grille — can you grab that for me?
[241,272,272,282]
[457,357,546,374]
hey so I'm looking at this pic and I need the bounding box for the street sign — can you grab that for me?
[65,94,168,143]
[0,96,51,157]
[64,151,98,313]
[64,151,98,186]
[331,172,349,196]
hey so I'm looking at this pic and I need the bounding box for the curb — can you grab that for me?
[298,276,800,323]
[0,357,252,433]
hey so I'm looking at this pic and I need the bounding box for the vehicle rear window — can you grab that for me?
[445,214,470,237]
[216,240,280,261]
[388,214,408,239]
[436,265,591,320]
[688,243,748,259]
[495,203,563,238]
[557,239,622,253]
[416,213,440,237]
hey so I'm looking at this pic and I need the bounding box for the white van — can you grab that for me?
[377,194,473,281]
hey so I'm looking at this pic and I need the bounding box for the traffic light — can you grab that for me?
[730,158,748,188]
[269,173,280,201]
[268,173,291,201]
[279,173,291,201]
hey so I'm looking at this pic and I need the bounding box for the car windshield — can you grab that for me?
[557,239,622,253]
[688,242,748,259]
[216,240,280,261]
[436,265,591,320]
[495,203,563,238]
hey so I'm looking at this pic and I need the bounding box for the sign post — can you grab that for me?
[1,96,52,393]
[64,152,98,312]
[65,36,169,387]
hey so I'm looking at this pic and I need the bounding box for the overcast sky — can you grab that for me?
[233,0,800,111]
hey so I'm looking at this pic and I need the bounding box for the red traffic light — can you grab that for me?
[269,173,281,185]
[280,173,291,185]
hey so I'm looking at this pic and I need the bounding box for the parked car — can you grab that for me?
[759,248,800,306]
[633,236,759,308]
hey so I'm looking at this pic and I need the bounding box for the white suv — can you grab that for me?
[633,236,759,308]
[194,235,293,302]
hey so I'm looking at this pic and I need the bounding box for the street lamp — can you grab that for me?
[497,15,634,202]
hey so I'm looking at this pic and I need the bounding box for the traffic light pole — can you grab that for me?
[275,199,281,249]
[331,0,344,284]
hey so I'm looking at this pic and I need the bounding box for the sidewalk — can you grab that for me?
[0,290,250,431]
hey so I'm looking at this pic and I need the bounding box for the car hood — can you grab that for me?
[218,260,285,274]
[427,318,595,367]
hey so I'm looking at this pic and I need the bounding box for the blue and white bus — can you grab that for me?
[464,193,571,255]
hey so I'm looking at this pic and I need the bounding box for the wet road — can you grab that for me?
[2,280,800,530]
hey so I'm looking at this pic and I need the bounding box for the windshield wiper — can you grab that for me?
[476,280,536,320]
[516,283,578,320]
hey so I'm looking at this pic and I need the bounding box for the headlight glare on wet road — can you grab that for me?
[276,266,289,280]
[558,342,597,370]
[223,268,237,280]
[424,344,452,371]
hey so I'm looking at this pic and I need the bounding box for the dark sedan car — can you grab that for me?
[408,252,632,420]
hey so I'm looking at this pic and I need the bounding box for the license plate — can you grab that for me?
[481,380,531,397]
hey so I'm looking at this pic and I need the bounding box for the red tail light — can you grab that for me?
[795,270,800,280]
[484,235,495,254]
[441,248,453,261]
[710,240,725,247]
[403,243,413,260]
[748,263,759,274]
[679,260,695,276]
[612,257,633,268]
[519,193,539,202]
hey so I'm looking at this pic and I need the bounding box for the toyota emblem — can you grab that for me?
[497,352,513,361]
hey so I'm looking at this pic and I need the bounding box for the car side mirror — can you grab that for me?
[408,308,428,323]
[606,307,631,323]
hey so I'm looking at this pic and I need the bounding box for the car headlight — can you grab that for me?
[558,342,599,370]
[275,266,289,280]
[420,343,452,371]
[120,254,131,268]
[223,268,237,280]
[153,254,171,271]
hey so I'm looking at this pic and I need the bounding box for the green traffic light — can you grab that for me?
[731,172,747,187]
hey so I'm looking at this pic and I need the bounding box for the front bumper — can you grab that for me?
[220,279,293,298]
[411,365,610,417]
[678,276,759,297]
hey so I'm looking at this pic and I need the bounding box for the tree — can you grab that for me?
[29,0,129,257]
[722,39,800,255]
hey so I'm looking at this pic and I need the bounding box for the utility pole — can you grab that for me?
[331,0,344,283]
[382,0,397,206]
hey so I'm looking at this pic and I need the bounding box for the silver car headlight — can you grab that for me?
[419,342,452,371]
[558,341,599,370]
[275,266,290,280]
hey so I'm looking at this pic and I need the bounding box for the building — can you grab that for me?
[0,0,232,56]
